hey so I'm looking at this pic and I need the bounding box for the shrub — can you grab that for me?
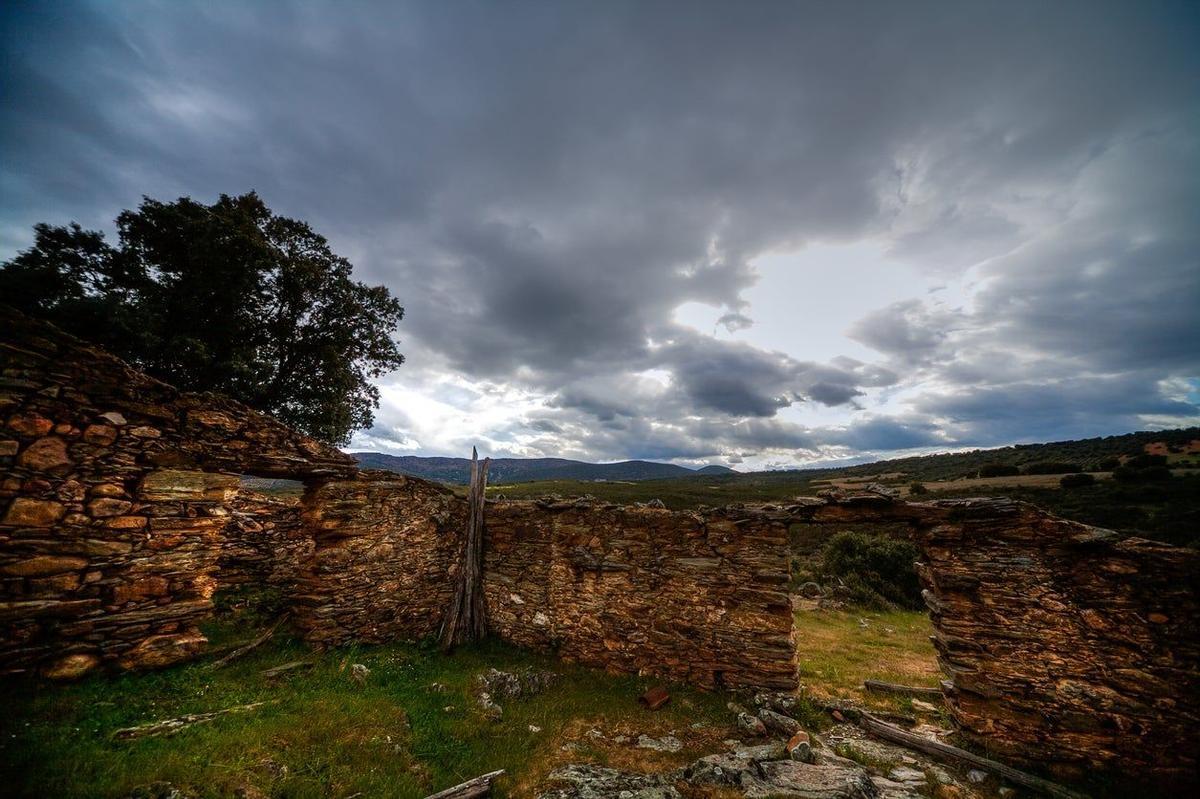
[819,531,922,610]
[1125,453,1168,470]
[978,463,1019,478]
[1097,457,1121,471]
[1023,461,1083,475]
[1059,473,1096,489]
[1112,464,1172,483]
[908,482,928,495]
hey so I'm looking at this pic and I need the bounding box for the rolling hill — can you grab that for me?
[351,452,736,484]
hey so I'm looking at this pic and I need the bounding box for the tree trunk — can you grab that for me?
[440,447,490,650]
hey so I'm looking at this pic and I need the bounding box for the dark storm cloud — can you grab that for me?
[2,0,1198,461]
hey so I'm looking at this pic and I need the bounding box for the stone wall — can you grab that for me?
[218,492,308,590]
[0,306,354,678]
[291,472,463,647]
[908,498,1199,789]
[292,482,798,691]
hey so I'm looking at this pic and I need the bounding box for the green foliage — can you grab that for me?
[1112,464,1172,483]
[830,428,1199,482]
[935,474,1200,548]
[977,463,1020,478]
[1059,472,1096,489]
[819,532,922,610]
[908,482,928,495]
[1023,461,1083,475]
[0,193,404,444]
[1124,453,1168,469]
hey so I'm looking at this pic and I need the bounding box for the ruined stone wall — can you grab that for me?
[293,485,798,691]
[0,307,354,678]
[218,492,309,590]
[483,499,796,690]
[291,472,464,647]
[907,498,1199,789]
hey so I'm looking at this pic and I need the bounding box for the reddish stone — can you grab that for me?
[2,497,66,527]
[0,440,17,457]
[88,498,133,517]
[82,424,118,445]
[7,412,53,437]
[0,555,88,576]
[117,629,207,671]
[42,653,101,680]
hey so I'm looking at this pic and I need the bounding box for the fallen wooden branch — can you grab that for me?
[261,660,312,679]
[811,698,915,727]
[863,679,944,699]
[422,769,505,799]
[113,701,275,740]
[206,614,288,670]
[857,712,1086,799]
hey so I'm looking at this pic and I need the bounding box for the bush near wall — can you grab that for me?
[818,531,922,610]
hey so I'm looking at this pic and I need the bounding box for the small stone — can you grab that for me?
[786,731,815,763]
[83,424,118,445]
[7,412,54,437]
[889,766,927,784]
[967,769,988,784]
[911,699,939,713]
[89,497,133,517]
[0,439,20,456]
[737,712,767,736]
[799,581,822,598]
[636,733,682,752]
[129,426,161,438]
[1148,612,1169,624]
[998,789,1015,798]
[759,707,802,736]
[350,663,370,685]
[529,724,542,733]
[2,497,66,527]
[100,412,128,426]
[42,653,101,680]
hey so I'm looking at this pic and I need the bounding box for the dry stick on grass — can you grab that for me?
[422,770,506,799]
[113,701,276,740]
[863,679,945,699]
[206,613,288,670]
[440,447,490,650]
[857,711,1087,799]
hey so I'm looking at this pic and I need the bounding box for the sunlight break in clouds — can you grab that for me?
[2,0,1197,467]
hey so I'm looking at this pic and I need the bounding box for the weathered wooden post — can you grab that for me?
[440,447,490,649]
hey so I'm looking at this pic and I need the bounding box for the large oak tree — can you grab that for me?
[1,192,404,445]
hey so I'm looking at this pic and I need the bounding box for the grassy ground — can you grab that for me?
[1,609,735,798]
[485,471,827,509]
[793,607,940,714]
[1,597,940,798]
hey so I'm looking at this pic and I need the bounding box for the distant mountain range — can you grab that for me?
[351,452,736,484]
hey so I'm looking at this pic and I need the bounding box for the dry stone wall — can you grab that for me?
[218,492,308,590]
[907,498,1199,790]
[292,484,799,691]
[0,306,354,678]
[291,472,463,647]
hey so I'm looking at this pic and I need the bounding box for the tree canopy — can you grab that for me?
[1,192,404,445]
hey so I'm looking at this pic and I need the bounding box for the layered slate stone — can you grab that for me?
[292,475,799,691]
[0,305,355,678]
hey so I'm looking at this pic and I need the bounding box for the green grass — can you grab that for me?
[793,608,940,714]
[487,471,827,509]
[1,615,734,798]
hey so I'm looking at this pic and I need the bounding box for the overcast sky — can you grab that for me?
[3,1,1198,468]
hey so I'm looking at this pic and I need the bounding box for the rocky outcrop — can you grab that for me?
[0,306,354,677]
